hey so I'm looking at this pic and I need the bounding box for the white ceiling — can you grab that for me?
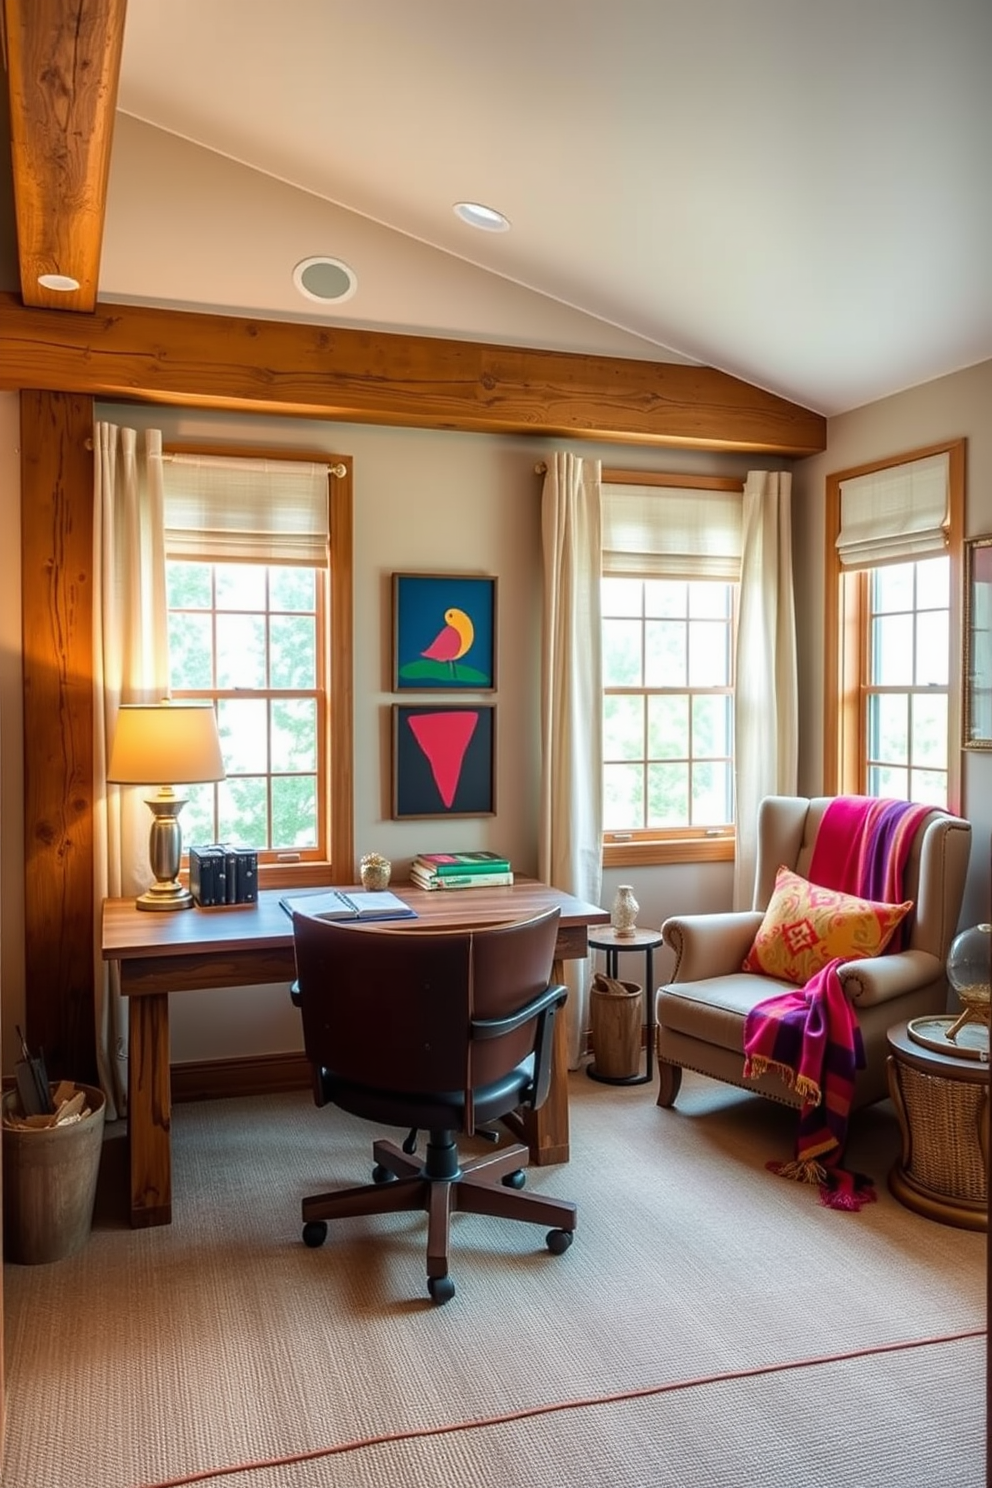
[106,0,992,418]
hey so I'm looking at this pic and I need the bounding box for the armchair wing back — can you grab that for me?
[656,795,972,1112]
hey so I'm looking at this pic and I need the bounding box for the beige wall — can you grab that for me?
[82,403,761,1064]
[4,365,986,1071]
[793,357,992,926]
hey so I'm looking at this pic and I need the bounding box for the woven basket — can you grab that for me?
[895,1063,987,1204]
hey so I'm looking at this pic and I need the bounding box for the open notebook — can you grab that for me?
[279,888,417,923]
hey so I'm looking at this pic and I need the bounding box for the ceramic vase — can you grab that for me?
[611,884,638,937]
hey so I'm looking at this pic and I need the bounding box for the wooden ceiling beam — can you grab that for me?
[3,0,126,311]
[0,294,826,453]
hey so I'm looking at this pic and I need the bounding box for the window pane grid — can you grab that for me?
[863,558,949,806]
[168,559,326,861]
[603,576,734,836]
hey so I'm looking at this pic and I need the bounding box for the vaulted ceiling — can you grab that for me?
[2,0,990,447]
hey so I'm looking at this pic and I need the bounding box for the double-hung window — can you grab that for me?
[162,448,353,882]
[824,441,964,811]
[601,472,743,867]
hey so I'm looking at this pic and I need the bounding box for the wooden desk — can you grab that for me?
[102,881,608,1228]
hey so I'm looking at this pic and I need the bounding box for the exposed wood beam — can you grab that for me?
[3,0,125,311]
[0,294,826,453]
[20,389,97,1083]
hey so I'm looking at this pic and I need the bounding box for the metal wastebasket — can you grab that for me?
[2,1084,106,1264]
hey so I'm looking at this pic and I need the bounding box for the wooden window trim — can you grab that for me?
[603,833,735,869]
[163,441,354,888]
[823,438,964,813]
[600,468,743,866]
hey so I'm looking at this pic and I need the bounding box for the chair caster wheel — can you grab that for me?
[501,1169,526,1190]
[302,1220,328,1248]
[546,1228,573,1255]
[428,1274,455,1305]
[372,1163,395,1184]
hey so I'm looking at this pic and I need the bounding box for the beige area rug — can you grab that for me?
[2,1070,986,1488]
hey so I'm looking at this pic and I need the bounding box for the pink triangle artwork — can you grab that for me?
[407,710,479,808]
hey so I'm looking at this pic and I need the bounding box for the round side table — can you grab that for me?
[886,1019,989,1231]
[586,926,663,1086]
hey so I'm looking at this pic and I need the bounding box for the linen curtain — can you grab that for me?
[539,454,603,1068]
[92,424,170,1118]
[732,470,799,909]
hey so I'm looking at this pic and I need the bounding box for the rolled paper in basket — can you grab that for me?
[592,973,639,998]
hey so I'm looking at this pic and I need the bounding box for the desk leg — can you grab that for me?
[517,956,570,1166]
[128,993,173,1227]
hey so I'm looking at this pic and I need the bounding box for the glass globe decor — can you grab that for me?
[944,923,991,1044]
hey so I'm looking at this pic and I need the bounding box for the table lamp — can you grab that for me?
[107,701,226,911]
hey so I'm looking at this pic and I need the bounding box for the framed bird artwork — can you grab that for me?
[392,573,497,691]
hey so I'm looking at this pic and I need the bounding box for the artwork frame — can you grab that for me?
[963,535,992,750]
[392,704,496,819]
[392,573,497,691]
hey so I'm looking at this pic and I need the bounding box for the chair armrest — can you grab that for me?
[472,982,568,1039]
[662,912,765,983]
[474,981,568,1114]
[837,949,944,1008]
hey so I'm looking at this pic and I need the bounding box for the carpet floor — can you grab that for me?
[2,1069,986,1488]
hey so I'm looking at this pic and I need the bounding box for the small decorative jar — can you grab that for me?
[611,884,639,938]
[359,853,391,891]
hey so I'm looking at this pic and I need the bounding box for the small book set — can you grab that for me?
[189,843,259,907]
[410,850,513,891]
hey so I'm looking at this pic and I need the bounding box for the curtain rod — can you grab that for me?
[163,452,347,478]
[82,437,346,478]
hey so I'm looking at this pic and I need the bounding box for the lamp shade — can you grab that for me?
[107,702,226,786]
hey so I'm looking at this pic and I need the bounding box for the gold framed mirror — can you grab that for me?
[963,535,992,749]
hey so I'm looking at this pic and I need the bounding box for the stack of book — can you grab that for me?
[410,851,513,890]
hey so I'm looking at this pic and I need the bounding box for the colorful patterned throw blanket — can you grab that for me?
[743,796,934,1211]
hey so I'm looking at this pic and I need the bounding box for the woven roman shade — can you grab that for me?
[163,453,330,564]
[836,451,950,569]
[601,482,743,579]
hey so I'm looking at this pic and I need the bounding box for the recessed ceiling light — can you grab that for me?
[37,273,80,292]
[292,256,357,304]
[453,202,510,232]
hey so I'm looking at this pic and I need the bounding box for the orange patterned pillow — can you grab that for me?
[742,865,912,984]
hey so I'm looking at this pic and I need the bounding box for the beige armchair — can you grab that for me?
[655,795,972,1111]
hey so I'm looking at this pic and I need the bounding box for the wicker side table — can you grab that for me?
[886,1020,989,1231]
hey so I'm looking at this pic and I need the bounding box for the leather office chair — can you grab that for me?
[655,795,972,1112]
[290,906,577,1305]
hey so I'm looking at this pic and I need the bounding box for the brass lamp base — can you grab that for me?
[136,789,194,912]
[136,881,194,912]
